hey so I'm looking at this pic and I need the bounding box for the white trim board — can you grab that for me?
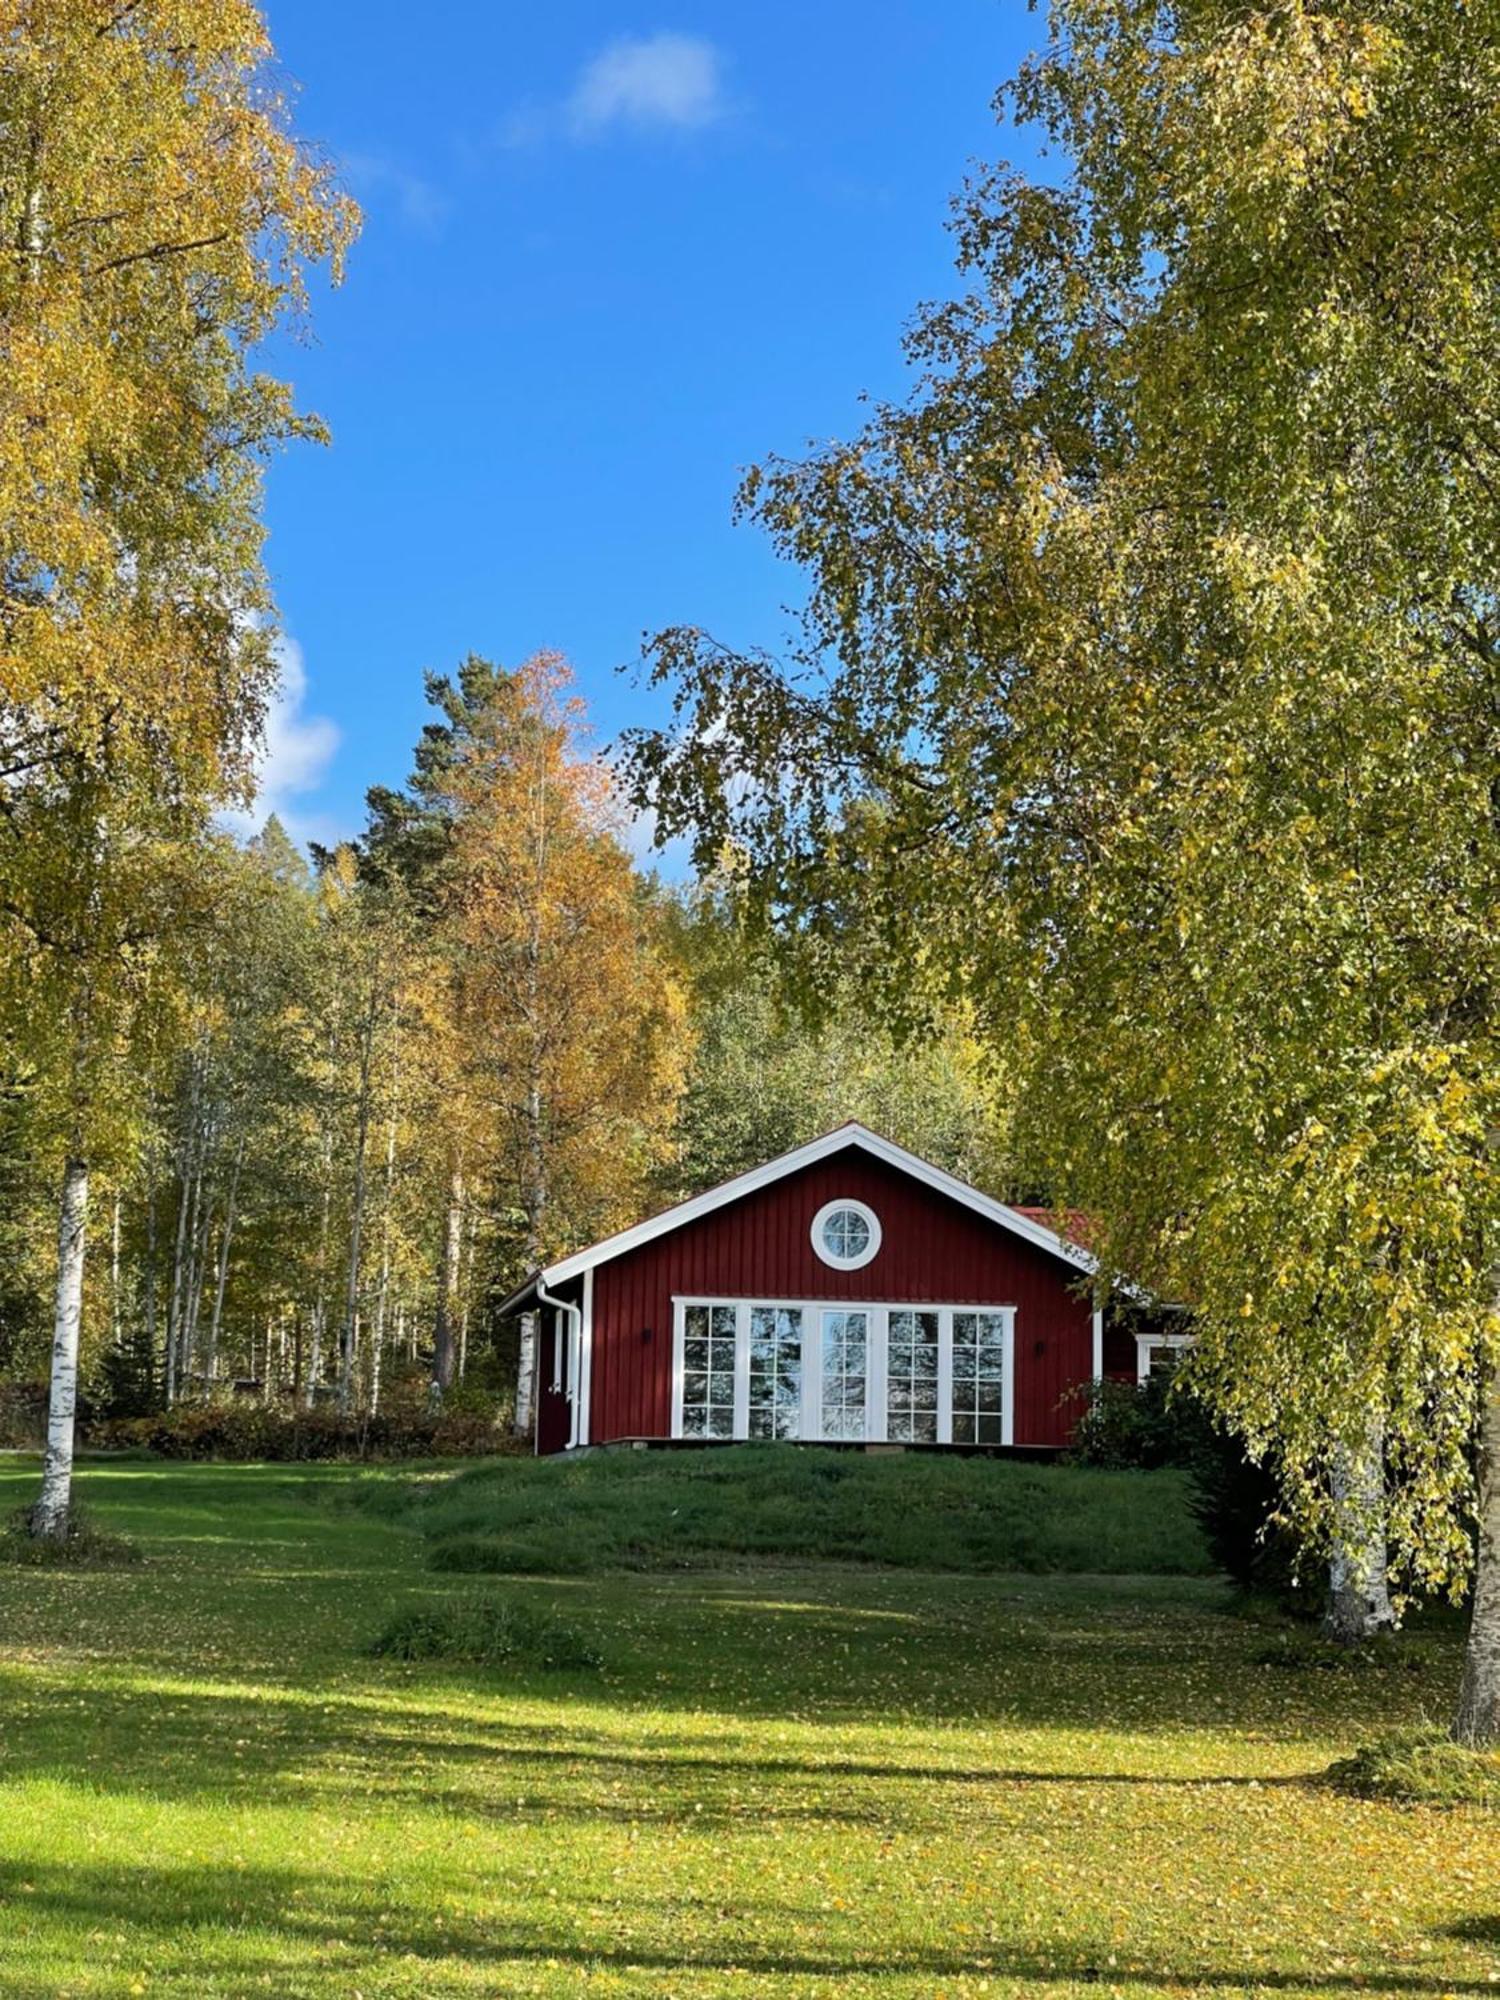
[530,1122,1096,1294]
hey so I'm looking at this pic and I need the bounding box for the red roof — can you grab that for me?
[1010,1207,1096,1249]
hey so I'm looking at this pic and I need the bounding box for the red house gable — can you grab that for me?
[508,1124,1104,1456]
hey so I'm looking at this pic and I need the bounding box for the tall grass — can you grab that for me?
[364,1444,1213,1578]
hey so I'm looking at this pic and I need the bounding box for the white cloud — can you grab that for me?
[340,152,446,232]
[567,33,725,138]
[224,635,342,849]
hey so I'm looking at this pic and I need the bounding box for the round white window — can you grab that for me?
[811,1199,882,1271]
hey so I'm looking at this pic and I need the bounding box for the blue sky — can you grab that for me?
[251,2,1050,856]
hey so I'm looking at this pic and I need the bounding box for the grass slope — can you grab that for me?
[0,1455,1495,1999]
[364,1443,1214,1577]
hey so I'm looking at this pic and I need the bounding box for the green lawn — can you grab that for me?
[0,1456,1495,2000]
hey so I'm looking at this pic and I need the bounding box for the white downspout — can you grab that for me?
[536,1277,583,1450]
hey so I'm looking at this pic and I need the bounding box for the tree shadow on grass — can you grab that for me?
[0,1658,1321,1833]
[1446,1917,1500,1945]
[0,1856,1497,1999]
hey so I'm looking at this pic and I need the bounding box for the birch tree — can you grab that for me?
[0,1,355,1533]
[628,3,1500,1743]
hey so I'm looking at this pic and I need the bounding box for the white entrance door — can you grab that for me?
[819,1308,870,1440]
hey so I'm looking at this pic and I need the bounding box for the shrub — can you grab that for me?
[1326,1726,1500,1807]
[0,1506,141,1568]
[1067,1377,1319,1606]
[0,1380,56,1449]
[1184,1422,1308,1610]
[1066,1374,1198,1470]
[88,1400,513,1463]
[368,1593,604,1671]
[428,1532,591,1577]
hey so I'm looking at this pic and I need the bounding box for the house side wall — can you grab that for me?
[535,1276,583,1456]
[586,1154,1094,1449]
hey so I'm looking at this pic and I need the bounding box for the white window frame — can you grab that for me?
[671,1298,1015,1447]
[1135,1330,1194,1382]
[810,1199,883,1272]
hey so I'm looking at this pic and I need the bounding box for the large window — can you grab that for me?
[886,1309,940,1443]
[680,1304,737,1438]
[748,1305,803,1438]
[820,1308,869,1439]
[673,1300,1013,1446]
[950,1309,1008,1445]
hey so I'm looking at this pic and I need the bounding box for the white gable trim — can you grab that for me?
[537,1122,1097,1289]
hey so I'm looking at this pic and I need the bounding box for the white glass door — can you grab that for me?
[820,1308,869,1439]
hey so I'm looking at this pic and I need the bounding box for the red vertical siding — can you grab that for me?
[585,1151,1096,1451]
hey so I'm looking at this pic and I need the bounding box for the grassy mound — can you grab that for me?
[1327,1726,1500,1807]
[0,1506,141,1568]
[368,1592,604,1671]
[368,1444,1214,1578]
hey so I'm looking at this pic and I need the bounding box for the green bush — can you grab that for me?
[368,1593,604,1671]
[89,1401,512,1463]
[1066,1373,1198,1470]
[1185,1423,1308,1610]
[1326,1726,1500,1807]
[0,1380,57,1449]
[428,1532,591,1576]
[1066,1374,1320,1610]
[0,1506,141,1568]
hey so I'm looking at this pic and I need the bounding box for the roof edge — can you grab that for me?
[535,1122,1097,1291]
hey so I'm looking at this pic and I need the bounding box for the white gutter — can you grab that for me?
[536,1278,583,1450]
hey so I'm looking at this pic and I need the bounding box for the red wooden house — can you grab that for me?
[501,1121,1145,1456]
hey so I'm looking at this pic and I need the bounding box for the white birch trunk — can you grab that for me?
[337,996,376,1416]
[164,1078,202,1406]
[143,1166,158,1399]
[432,1167,464,1395]
[369,1299,384,1416]
[514,735,549,1436]
[306,1129,333,1408]
[33,1159,89,1540]
[109,1191,121,1350]
[181,1196,212,1395]
[1323,1413,1394,1643]
[1454,1317,1500,1746]
[515,1313,538,1439]
[370,1010,400,1417]
[203,1135,245,1388]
